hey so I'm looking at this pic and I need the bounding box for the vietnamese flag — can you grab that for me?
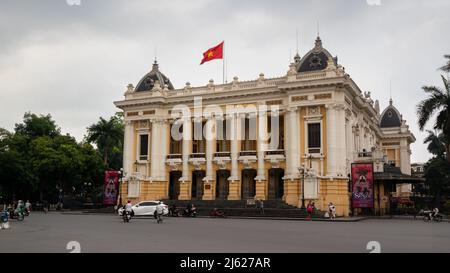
[200,41,224,65]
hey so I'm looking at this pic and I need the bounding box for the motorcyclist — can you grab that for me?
[1,208,9,229]
[25,200,31,215]
[122,200,133,221]
[186,202,193,215]
[124,200,133,213]
[14,200,25,220]
[431,207,439,220]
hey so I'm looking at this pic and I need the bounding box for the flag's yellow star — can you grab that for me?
[207,51,214,58]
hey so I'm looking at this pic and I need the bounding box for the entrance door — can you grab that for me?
[169,171,182,200]
[268,168,284,199]
[216,170,230,200]
[241,169,256,199]
[191,171,205,200]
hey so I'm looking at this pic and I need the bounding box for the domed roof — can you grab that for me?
[380,99,402,128]
[296,36,337,73]
[135,61,174,92]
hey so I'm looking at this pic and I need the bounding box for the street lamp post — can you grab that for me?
[298,163,306,209]
[298,154,313,210]
[118,168,124,207]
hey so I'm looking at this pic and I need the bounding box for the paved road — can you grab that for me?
[1,212,449,253]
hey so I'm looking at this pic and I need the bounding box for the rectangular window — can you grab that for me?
[267,115,284,150]
[308,123,321,154]
[139,134,149,161]
[170,123,182,154]
[241,116,256,151]
[192,121,206,154]
[216,118,230,152]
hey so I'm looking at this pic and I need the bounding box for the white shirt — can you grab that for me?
[156,204,164,215]
[125,203,133,212]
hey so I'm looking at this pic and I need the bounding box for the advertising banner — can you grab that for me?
[351,163,374,208]
[103,171,119,205]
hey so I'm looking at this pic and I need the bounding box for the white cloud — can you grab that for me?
[0,0,449,163]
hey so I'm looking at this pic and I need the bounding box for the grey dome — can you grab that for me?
[135,61,174,92]
[380,99,402,128]
[296,36,337,73]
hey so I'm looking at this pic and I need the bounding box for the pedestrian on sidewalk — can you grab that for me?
[259,199,265,215]
[328,202,336,220]
[306,201,315,220]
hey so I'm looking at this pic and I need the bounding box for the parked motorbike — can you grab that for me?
[168,205,182,217]
[209,208,226,218]
[422,210,443,222]
[183,207,197,217]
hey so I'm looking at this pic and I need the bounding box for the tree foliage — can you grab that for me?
[0,112,120,203]
[86,112,123,169]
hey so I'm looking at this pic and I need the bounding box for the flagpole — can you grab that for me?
[223,41,225,84]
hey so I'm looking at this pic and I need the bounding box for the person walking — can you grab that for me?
[306,201,315,220]
[328,202,336,220]
[259,199,265,215]
[156,201,165,223]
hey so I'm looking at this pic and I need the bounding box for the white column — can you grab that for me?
[256,110,267,181]
[229,113,239,181]
[326,104,337,177]
[205,117,214,181]
[159,120,168,181]
[150,120,160,180]
[400,139,410,175]
[285,107,299,178]
[335,105,346,176]
[181,117,192,181]
[123,120,134,178]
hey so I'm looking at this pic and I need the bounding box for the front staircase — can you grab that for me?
[161,199,323,219]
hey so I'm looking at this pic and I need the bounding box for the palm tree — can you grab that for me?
[423,130,447,157]
[86,115,123,167]
[440,55,450,72]
[417,75,450,162]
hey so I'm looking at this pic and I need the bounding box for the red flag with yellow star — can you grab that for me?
[200,41,224,65]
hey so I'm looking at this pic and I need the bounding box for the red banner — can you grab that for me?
[103,171,119,205]
[351,163,374,208]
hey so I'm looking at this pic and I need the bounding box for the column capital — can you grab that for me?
[286,106,298,113]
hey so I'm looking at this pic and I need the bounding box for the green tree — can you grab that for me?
[86,113,124,169]
[15,112,60,138]
[440,55,450,72]
[424,156,450,207]
[417,74,450,162]
[423,130,447,157]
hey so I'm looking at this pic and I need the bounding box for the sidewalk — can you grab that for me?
[60,210,367,222]
[198,216,368,222]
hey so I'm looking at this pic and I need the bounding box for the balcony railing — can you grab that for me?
[265,150,285,156]
[166,154,182,159]
[357,152,373,158]
[214,152,231,158]
[239,151,257,157]
[189,153,206,159]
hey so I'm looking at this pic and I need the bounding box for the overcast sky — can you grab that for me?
[0,0,449,163]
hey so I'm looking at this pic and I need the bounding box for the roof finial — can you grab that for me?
[293,28,301,63]
[317,20,320,37]
[389,80,393,105]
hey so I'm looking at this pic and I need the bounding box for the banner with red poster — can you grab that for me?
[103,171,119,205]
[351,163,374,208]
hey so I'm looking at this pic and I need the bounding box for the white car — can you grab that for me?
[118,201,169,217]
